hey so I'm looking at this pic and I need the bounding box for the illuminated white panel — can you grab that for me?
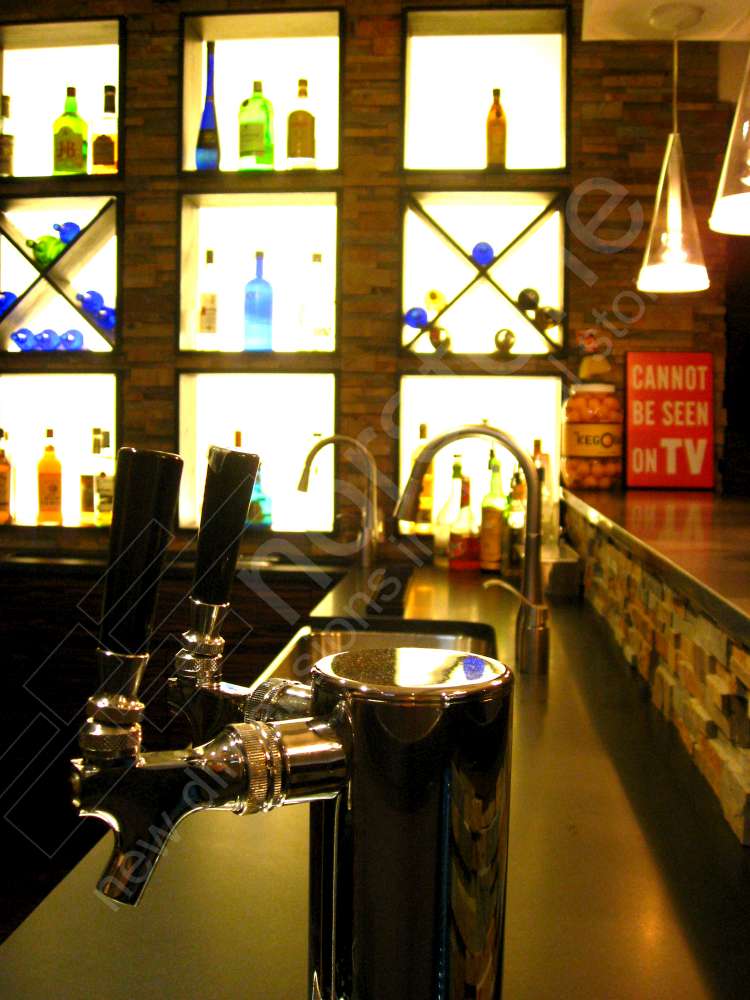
[0,374,116,525]
[3,45,119,177]
[403,193,563,354]
[405,27,564,170]
[399,375,561,529]
[179,373,335,531]
[0,238,39,303]
[183,13,340,172]
[180,193,336,353]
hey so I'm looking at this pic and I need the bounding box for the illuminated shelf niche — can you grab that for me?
[0,373,116,526]
[403,191,564,355]
[0,196,117,352]
[182,11,340,173]
[404,8,566,171]
[399,375,561,533]
[180,192,336,353]
[0,20,120,178]
[179,372,335,531]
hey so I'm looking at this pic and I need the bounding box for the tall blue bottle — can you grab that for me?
[244,251,272,350]
[195,41,220,171]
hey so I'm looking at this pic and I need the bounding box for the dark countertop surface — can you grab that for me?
[564,489,750,645]
[1,566,749,999]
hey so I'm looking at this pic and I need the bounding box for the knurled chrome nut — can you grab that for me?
[79,721,142,760]
[86,694,144,727]
[231,721,286,814]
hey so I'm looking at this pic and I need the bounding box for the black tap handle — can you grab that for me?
[192,446,259,606]
[99,447,183,656]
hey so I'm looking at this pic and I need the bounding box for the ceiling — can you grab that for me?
[582,1,750,40]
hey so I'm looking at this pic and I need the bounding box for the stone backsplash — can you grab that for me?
[565,505,750,844]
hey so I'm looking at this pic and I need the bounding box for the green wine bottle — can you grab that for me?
[238,81,274,171]
[53,86,88,175]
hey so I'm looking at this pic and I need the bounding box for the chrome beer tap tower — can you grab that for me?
[72,446,514,1000]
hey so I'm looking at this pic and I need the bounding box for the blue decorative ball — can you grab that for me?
[471,242,494,266]
[404,307,428,329]
[96,307,117,331]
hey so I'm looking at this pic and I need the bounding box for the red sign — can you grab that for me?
[626,351,714,489]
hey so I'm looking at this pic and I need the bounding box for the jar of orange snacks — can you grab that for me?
[561,384,623,490]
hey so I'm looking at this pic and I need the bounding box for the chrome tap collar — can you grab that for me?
[231,721,286,813]
[95,649,149,699]
[244,677,313,723]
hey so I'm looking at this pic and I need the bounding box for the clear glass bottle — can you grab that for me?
[91,85,118,174]
[196,41,220,171]
[449,476,480,571]
[299,252,332,349]
[287,78,315,169]
[434,455,463,564]
[0,428,12,525]
[480,452,504,572]
[238,81,274,170]
[53,86,88,175]
[80,427,101,527]
[413,423,434,534]
[244,251,273,350]
[94,430,115,526]
[38,428,62,525]
[0,95,14,177]
[197,249,217,344]
[486,87,506,169]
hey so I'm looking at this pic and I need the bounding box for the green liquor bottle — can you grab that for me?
[238,81,274,171]
[53,86,88,175]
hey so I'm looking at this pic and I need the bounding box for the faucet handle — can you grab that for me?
[192,445,259,607]
[99,447,183,664]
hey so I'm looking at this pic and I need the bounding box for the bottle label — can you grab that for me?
[240,122,265,156]
[487,121,506,166]
[95,474,115,513]
[287,113,315,158]
[80,474,95,514]
[198,127,219,150]
[93,133,115,166]
[39,472,62,511]
[0,135,13,175]
[0,468,10,509]
[480,507,503,570]
[199,293,217,334]
[54,126,84,171]
[562,422,623,458]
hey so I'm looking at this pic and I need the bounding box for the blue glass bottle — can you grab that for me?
[195,41,220,171]
[0,290,17,314]
[77,289,104,314]
[53,221,80,244]
[60,329,84,350]
[35,329,61,351]
[96,306,117,330]
[10,328,35,351]
[244,251,272,350]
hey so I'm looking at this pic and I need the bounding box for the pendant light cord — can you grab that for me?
[673,38,679,134]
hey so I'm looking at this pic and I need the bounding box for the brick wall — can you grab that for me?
[566,505,750,843]
[0,0,731,552]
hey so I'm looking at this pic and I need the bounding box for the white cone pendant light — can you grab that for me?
[637,39,709,293]
[637,132,710,292]
[709,50,750,235]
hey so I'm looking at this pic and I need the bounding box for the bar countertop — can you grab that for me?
[564,488,750,645]
[1,566,749,999]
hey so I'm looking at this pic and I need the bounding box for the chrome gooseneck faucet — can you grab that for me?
[297,434,383,568]
[395,424,549,675]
